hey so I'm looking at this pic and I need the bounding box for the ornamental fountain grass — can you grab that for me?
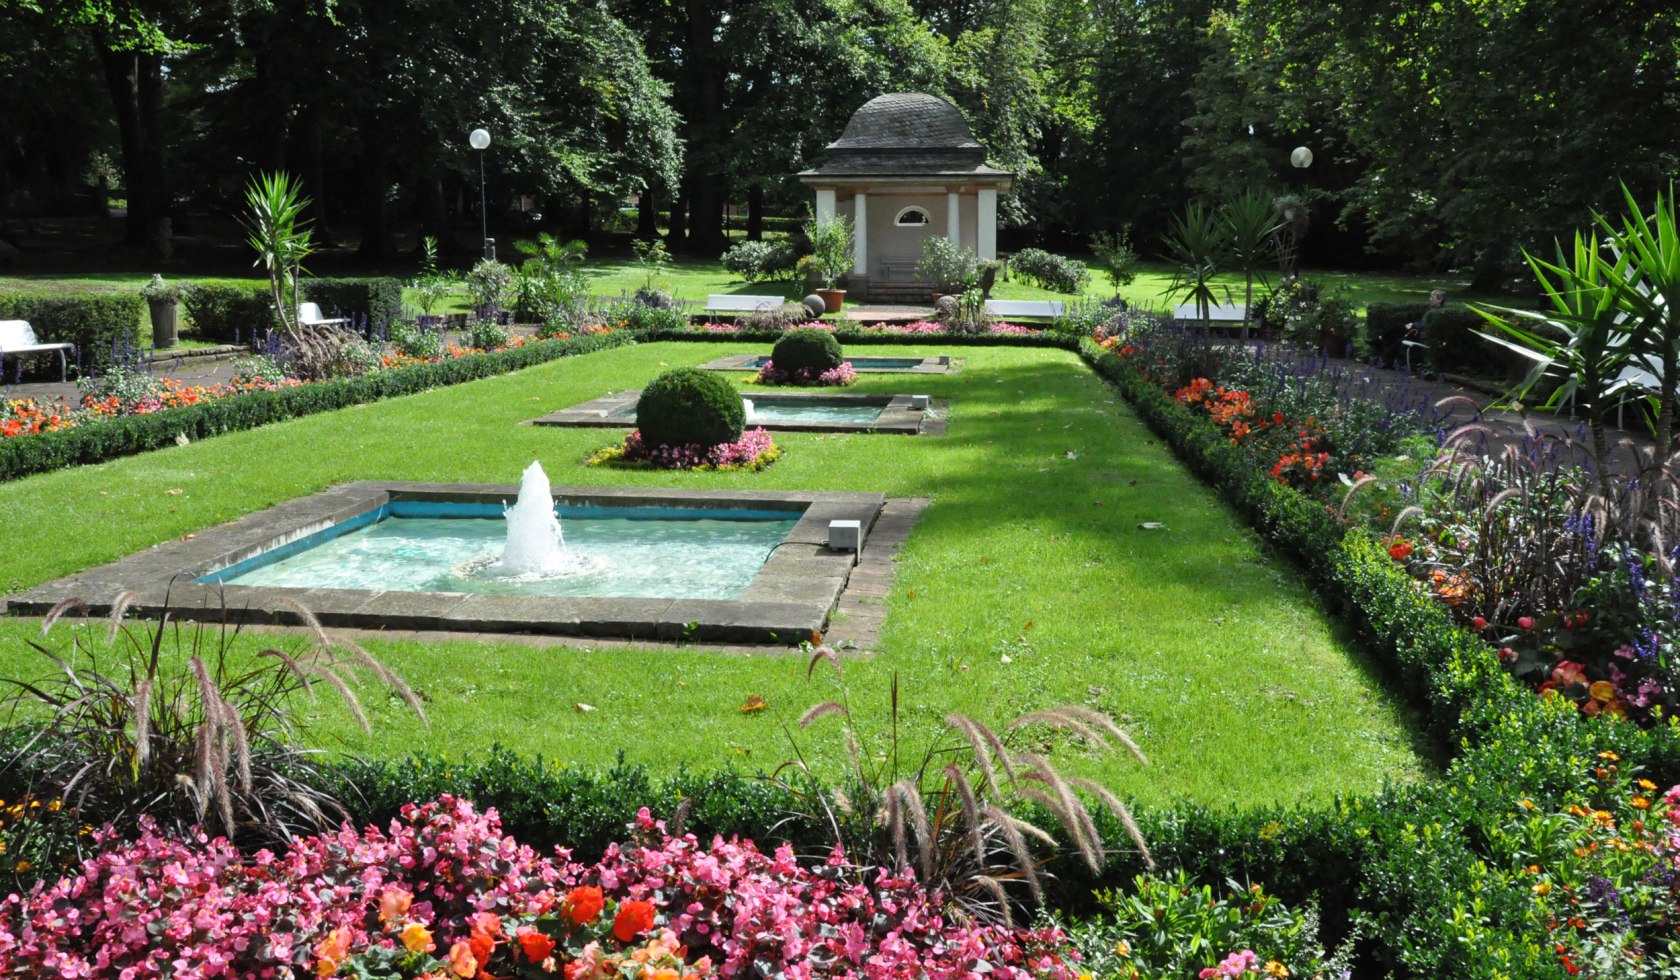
[756,329,856,386]
[590,367,779,470]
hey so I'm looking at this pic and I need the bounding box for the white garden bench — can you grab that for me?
[704,294,785,316]
[0,320,72,381]
[984,299,1064,319]
[1171,303,1248,323]
[298,302,351,329]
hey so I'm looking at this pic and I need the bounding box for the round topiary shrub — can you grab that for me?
[771,328,843,376]
[636,367,746,448]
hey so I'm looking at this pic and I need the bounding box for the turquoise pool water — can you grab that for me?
[746,355,925,370]
[207,503,800,600]
[609,398,886,425]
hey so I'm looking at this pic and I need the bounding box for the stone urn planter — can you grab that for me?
[816,288,847,314]
[140,275,182,349]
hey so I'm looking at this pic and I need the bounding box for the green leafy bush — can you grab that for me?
[770,328,842,375]
[1010,248,1091,294]
[464,316,510,351]
[180,283,275,345]
[390,320,444,360]
[302,277,403,332]
[462,259,513,313]
[721,240,798,283]
[918,236,978,294]
[0,293,146,371]
[606,300,688,332]
[635,367,746,448]
[1067,872,1349,979]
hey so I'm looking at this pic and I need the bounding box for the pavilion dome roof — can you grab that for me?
[829,93,982,152]
[799,93,1012,183]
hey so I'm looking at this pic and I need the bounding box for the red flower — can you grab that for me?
[468,912,501,967]
[564,885,605,925]
[1472,616,1488,631]
[613,899,657,942]
[1518,616,1535,630]
[1388,538,1413,561]
[517,928,557,964]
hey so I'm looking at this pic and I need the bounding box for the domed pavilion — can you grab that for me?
[798,93,1013,302]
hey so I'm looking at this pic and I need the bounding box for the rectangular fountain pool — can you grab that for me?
[532,392,943,435]
[698,353,955,374]
[10,483,891,644]
[206,503,801,600]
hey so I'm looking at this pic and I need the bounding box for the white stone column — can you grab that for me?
[977,188,999,260]
[852,192,868,276]
[815,187,836,224]
[946,191,961,245]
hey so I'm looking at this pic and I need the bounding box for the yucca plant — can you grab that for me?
[241,170,314,338]
[1596,181,1680,461]
[1162,202,1229,326]
[1474,231,1634,495]
[0,595,424,850]
[770,648,1152,926]
[1222,189,1283,342]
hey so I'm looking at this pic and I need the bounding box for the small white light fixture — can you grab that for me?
[828,519,862,553]
[470,128,493,259]
[910,394,930,410]
[1290,146,1313,169]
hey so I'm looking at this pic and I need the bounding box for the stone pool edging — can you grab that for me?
[526,391,946,436]
[6,482,900,646]
[696,353,958,374]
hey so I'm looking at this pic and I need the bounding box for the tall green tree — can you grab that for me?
[1233,0,1680,287]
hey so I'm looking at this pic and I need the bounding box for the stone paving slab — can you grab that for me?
[696,353,958,374]
[526,390,944,435]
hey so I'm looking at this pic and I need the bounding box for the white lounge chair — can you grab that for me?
[1171,303,1248,323]
[983,299,1064,319]
[704,294,785,316]
[0,319,72,381]
[297,302,351,329]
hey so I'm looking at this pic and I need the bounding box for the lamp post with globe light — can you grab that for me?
[470,128,493,260]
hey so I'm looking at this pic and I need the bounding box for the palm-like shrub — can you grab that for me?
[1,597,423,849]
[775,649,1153,925]
[771,328,843,375]
[1162,202,1229,323]
[636,367,746,448]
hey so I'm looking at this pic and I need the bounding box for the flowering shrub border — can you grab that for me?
[0,331,636,481]
[586,427,780,472]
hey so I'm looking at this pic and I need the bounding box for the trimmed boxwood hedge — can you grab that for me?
[636,367,746,447]
[180,283,275,344]
[0,293,145,372]
[770,328,843,374]
[0,331,635,481]
[303,277,404,332]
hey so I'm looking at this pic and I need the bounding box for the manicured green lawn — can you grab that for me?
[0,341,1426,808]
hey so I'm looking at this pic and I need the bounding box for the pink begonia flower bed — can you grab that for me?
[684,321,1039,336]
[618,426,778,470]
[0,795,1080,979]
[754,360,858,387]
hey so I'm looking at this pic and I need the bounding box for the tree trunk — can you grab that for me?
[686,172,728,254]
[357,118,393,259]
[1470,250,1506,293]
[636,187,659,236]
[666,175,691,248]
[100,48,170,255]
[298,106,332,246]
[747,184,764,241]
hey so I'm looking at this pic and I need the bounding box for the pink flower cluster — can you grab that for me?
[1199,949,1261,977]
[754,360,858,387]
[621,426,778,470]
[854,321,1039,336]
[0,796,1079,980]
